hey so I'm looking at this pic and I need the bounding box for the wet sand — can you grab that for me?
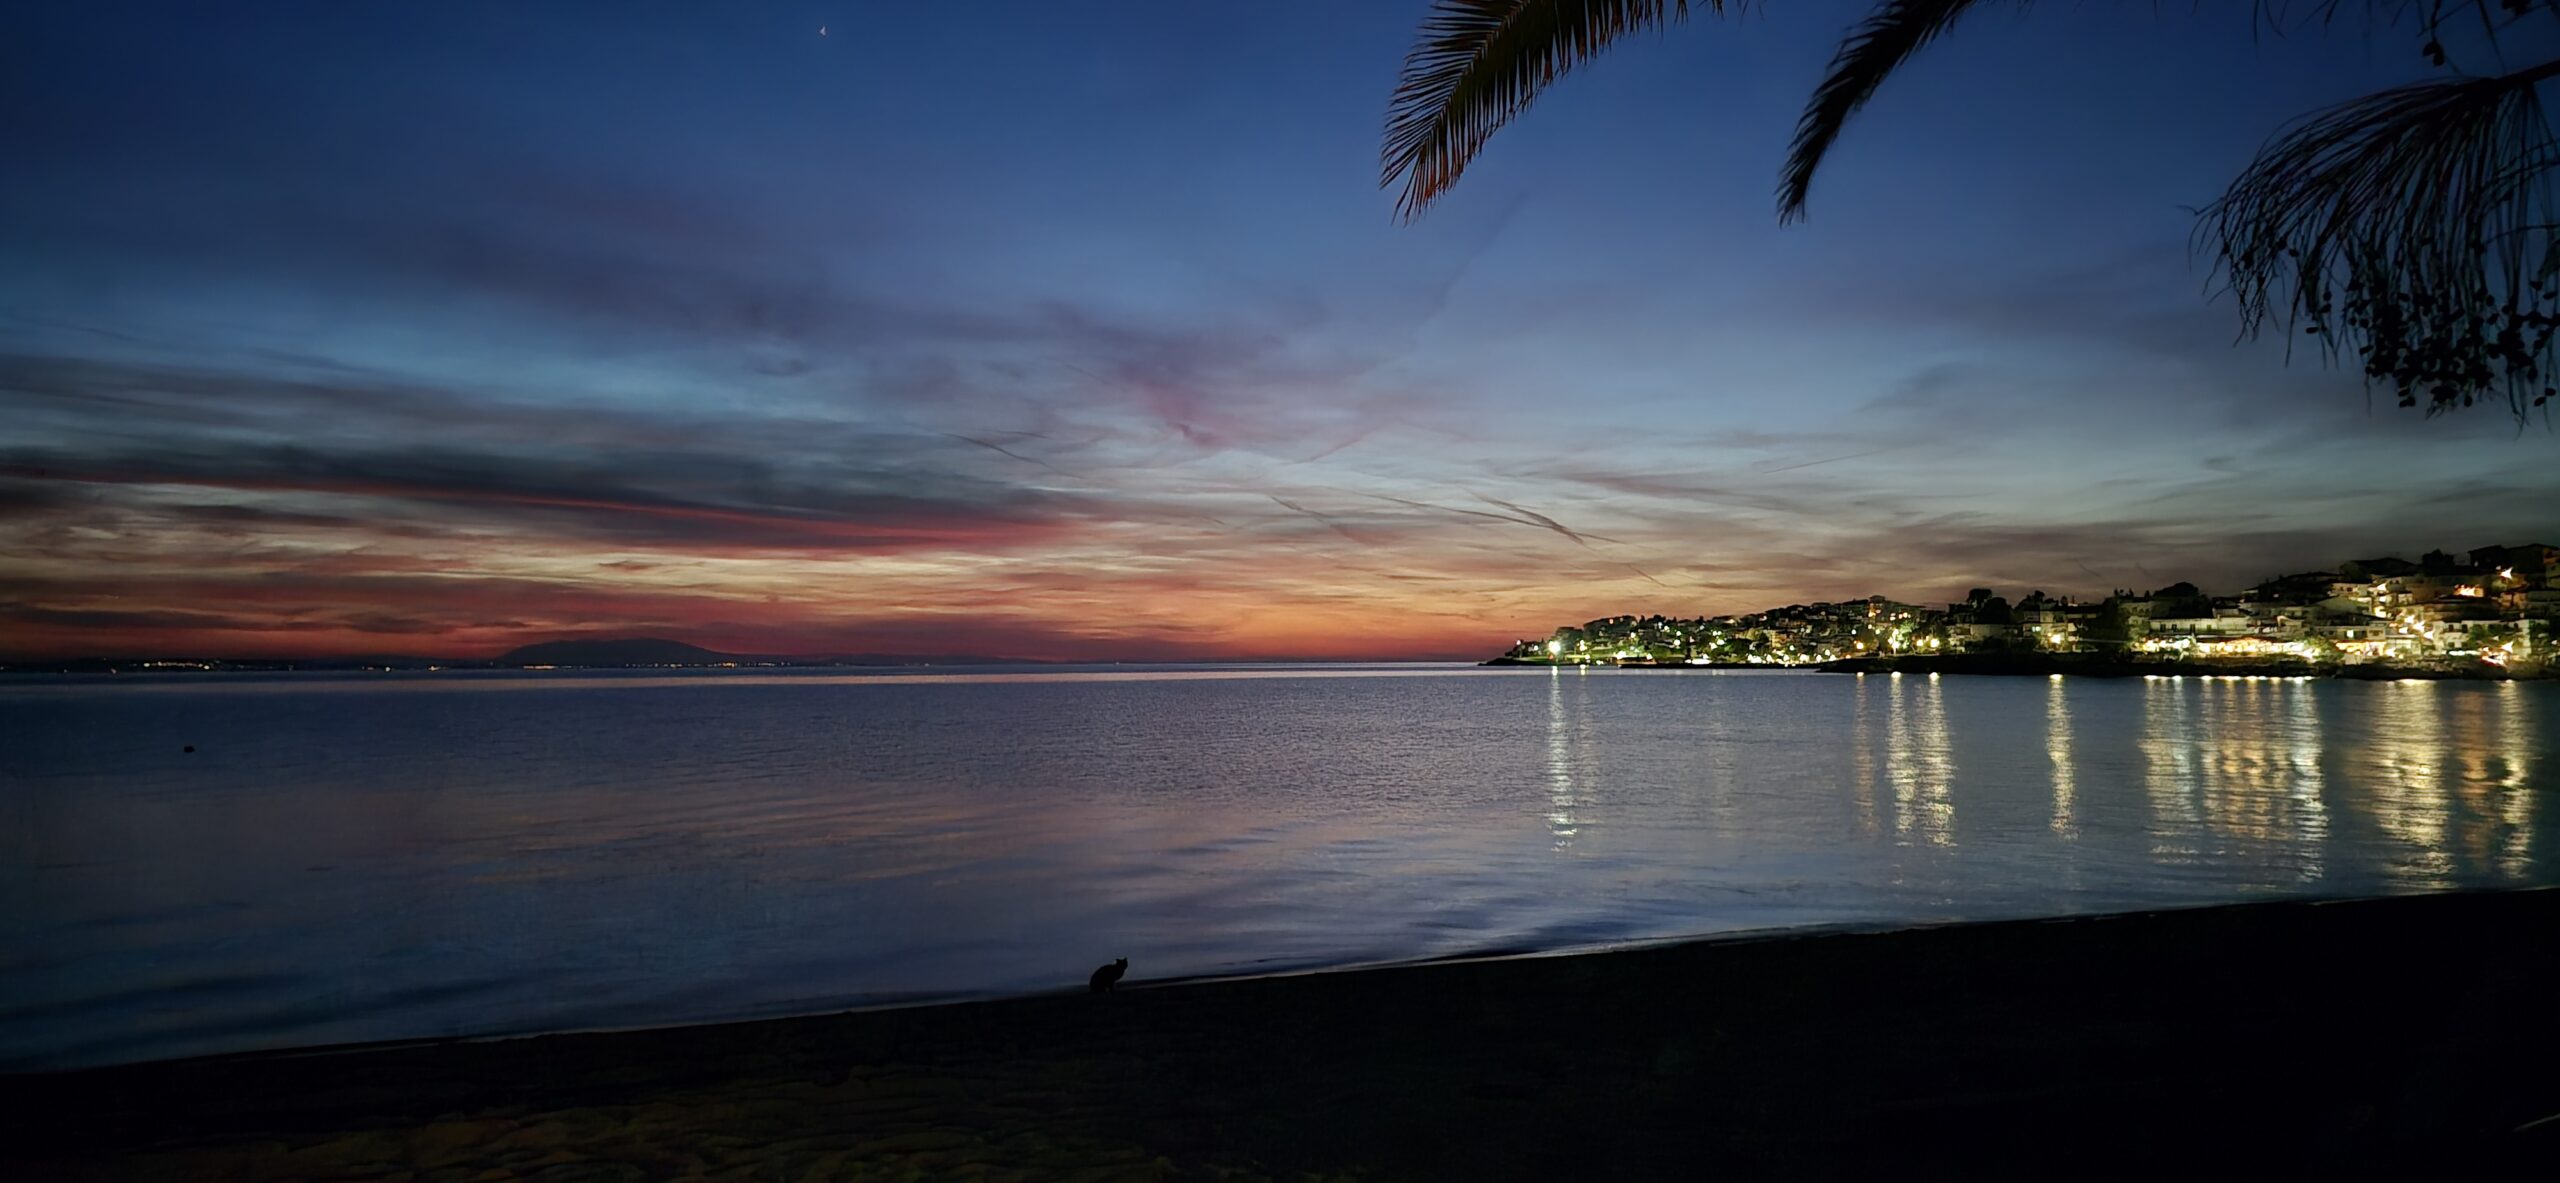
[7,888,2555,1180]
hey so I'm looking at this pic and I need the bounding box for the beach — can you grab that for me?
[7,888,2554,1180]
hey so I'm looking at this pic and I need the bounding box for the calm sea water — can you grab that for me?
[2,664,2552,1069]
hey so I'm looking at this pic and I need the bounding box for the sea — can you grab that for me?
[2,664,2552,1069]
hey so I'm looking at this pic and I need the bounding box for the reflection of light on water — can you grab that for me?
[2449,683,2537,880]
[2142,676,2201,860]
[2494,681,2533,877]
[2367,680,2452,887]
[2146,679,2330,877]
[2047,675,2075,839]
[2197,681,2248,839]
[2200,681,2290,844]
[2285,679,2328,883]
[1887,672,1954,847]
[14,666,2556,1073]
[1851,674,1878,837]
[1544,668,1580,848]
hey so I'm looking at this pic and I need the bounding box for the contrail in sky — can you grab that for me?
[1754,448,1892,475]
[944,432,1075,477]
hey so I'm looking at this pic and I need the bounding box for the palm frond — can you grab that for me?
[1384,1,1742,221]
[1779,0,2010,223]
[2256,1,2560,36]
[2200,59,2560,419]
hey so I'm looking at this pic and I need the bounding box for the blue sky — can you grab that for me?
[4,1,2554,659]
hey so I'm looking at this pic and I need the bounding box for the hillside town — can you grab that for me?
[1498,543,2560,674]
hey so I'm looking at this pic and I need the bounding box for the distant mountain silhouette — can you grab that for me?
[497,638,736,667]
[0,639,1060,673]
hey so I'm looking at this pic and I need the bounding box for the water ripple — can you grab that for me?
[1,666,2550,1068]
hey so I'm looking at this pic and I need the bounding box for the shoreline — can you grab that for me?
[9,888,2554,1178]
[1486,652,2553,679]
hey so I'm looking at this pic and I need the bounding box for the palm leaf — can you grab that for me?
[1778,2,2557,221]
[1779,0,2011,223]
[1383,1,1743,221]
[2200,59,2560,416]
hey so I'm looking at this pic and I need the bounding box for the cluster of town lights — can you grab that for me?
[1510,551,2551,672]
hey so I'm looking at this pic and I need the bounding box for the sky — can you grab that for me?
[5,2,2557,662]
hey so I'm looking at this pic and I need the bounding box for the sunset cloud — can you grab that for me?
[5,3,2555,661]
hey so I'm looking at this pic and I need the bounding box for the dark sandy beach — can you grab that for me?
[7,889,2555,1180]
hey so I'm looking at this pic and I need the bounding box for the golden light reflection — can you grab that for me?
[2494,681,2535,878]
[2365,680,2453,887]
[2141,676,2201,861]
[2046,675,2076,839]
[2449,684,2537,879]
[2198,680,2283,844]
[1544,667,1582,849]
[1851,673,1879,837]
[2285,680,2328,883]
[1887,671,1954,847]
[2143,679,2331,876]
[2196,682,2325,869]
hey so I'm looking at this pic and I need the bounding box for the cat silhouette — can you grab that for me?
[1088,957,1128,993]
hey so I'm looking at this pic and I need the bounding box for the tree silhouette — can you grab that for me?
[1382,1,2560,423]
